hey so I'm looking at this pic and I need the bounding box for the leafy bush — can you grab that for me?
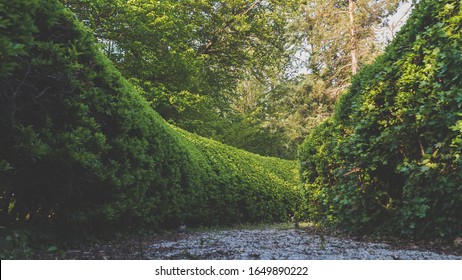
[299,0,462,239]
[174,127,300,225]
[0,0,300,241]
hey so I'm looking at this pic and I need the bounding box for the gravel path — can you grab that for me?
[144,228,461,260]
[38,226,461,260]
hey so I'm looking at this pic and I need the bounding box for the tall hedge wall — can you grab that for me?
[0,0,300,237]
[299,0,462,239]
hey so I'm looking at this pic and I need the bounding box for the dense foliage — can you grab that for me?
[299,0,462,239]
[60,0,297,158]
[0,0,300,253]
[57,1,405,160]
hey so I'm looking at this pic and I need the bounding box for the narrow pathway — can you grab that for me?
[141,228,461,260]
[39,226,461,260]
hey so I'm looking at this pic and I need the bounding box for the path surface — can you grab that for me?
[142,228,460,260]
[44,227,461,260]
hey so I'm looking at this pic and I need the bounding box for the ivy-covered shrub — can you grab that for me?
[299,0,462,239]
[0,0,300,239]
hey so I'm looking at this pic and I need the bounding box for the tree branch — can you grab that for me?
[200,0,263,55]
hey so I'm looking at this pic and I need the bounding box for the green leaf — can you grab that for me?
[47,246,59,253]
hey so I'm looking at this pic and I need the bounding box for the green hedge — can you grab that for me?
[299,0,462,239]
[0,0,300,239]
[175,127,300,225]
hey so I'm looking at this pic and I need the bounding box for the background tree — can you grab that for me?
[244,0,405,157]
[61,0,408,159]
[62,0,296,139]
[292,0,401,98]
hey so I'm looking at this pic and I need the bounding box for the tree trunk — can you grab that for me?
[349,0,359,75]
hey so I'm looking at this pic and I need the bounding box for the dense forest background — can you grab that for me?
[1,0,461,258]
[62,0,406,159]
